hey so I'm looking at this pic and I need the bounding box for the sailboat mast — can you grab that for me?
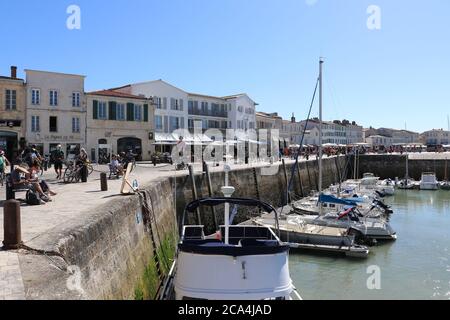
[406,154,409,179]
[445,158,448,181]
[319,58,324,215]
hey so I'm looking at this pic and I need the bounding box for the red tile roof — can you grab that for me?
[87,89,147,100]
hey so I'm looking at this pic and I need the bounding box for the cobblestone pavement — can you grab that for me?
[0,251,26,300]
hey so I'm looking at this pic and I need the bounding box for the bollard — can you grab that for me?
[100,172,108,191]
[5,175,15,200]
[3,200,22,249]
[80,165,88,183]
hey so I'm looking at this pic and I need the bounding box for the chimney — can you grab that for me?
[10,66,17,79]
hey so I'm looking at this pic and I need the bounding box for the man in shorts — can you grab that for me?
[52,145,65,179]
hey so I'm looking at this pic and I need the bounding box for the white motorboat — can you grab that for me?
[293,195,396,241]
[360,173,380,186]
[170,197,299,300]
[419,173,439,190]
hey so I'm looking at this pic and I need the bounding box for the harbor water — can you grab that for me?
[290,190,450,300]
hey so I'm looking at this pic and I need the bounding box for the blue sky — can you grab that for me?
[1,0,449,132]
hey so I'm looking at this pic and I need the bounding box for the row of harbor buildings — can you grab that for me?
[0,65,447,161]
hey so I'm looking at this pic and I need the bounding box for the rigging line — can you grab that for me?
[285,76,320,204]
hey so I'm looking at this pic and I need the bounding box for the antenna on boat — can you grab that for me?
[221,164,235,245]
[319,57,324,216]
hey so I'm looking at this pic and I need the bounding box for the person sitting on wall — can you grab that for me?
[29,160,57,197]
[11,164,51,202]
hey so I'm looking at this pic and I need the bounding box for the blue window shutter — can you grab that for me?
[143,104,149,122]
[93,100,98,119]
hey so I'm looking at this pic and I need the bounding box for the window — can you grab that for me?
[5,89,16,110]
[154,97,162,109]
[134,104,142,121]
[72,117,80,133]
[155,116,163,131]
[72,92,81,107]
[31,89,40,105]
[49,116,58,132]
[31,116,40,132]
[169,117,180,131]
[49,90,58,106]
[116,103,125,121]
[98,101,107,119]
[201,102,208,113]
[171,98,181,111]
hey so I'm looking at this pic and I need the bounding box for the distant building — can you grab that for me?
[25,69,86,157]
[364,127,419,145]
[0,66,26,159]
[256,112,289,148]
[420,129,450,146]
[86,89,154,162]
[366,135,394,147]
[300,119,362,145]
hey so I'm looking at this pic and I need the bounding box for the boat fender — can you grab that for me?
[215,230,222,241]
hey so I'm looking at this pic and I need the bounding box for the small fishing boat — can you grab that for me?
[377,179,395,196]
[398,178,416,190]
[398,154,416,190]
[360,173,380,186]
[419,173,439,190]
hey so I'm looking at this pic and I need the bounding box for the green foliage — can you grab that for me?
[134,232,177,300]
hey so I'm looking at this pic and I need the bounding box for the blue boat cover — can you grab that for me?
[318,194,359,206]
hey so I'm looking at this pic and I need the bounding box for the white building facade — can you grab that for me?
[86,90,154,162]
[366,135,394,147]
[420,129,450,145]
[25,70,86,157]
[223,94,257,131]
[187,93,229,134]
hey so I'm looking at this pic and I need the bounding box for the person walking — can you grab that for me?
[53,145,65,179]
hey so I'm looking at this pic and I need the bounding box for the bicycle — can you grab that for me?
[85,160,94,176]
[63,161,82,183]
